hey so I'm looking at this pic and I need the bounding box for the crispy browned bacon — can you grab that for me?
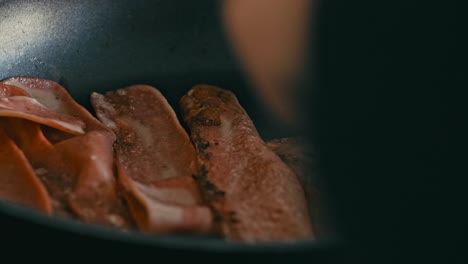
[180,84,313,242]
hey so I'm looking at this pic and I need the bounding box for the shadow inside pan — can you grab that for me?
[0,0,333,254]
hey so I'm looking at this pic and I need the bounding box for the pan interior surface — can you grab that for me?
[0,0,292,139]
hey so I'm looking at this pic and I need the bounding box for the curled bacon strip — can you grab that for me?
[116,161,212,233]
[1,77,129,227]
[91,85,212,234]
[0,96,85,135]
[0,83,84,135]
[0,83,30,97]
[0,127,52,213]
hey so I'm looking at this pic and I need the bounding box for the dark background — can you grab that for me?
[311,0,460,262]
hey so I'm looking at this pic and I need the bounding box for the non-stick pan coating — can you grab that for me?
[0,0,292,139]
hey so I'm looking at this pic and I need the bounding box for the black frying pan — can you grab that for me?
[1,0,451,262]
[0,0,338,262]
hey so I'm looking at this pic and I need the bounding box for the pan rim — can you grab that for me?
[0,201,334,253]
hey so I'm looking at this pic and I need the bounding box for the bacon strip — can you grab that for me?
[116,161,212,233]
[2,77,97,120]
[266,137,321,236]
[180,84,313,242]
[91,85,212,234]
[0,96,85,135]
[1,77,128,227]
[2,118,72,217]
[0,82,85,135]
[0,83,30,97]
[0,127,52,214]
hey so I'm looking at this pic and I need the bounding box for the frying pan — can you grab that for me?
[0,0,451,262]
[0,0,338,262]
